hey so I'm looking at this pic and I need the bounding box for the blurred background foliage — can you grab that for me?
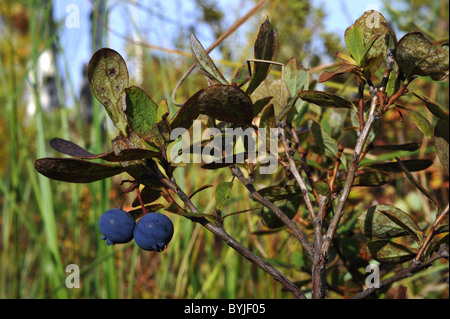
[0,0,448,299]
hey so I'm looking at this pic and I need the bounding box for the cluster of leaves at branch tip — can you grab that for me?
[34,12,449,265]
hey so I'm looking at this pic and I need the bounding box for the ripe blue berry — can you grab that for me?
[99,208,136,246]
[134,213,174,251]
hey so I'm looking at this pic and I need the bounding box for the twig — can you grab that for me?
[322,94,379,256]
[230,164,314,260]
[415,203,449,261]
[148,162,308,299]
[352,252,446,299]
[278,126,317,218]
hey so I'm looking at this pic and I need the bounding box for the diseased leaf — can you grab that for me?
[318,64,357,83]
[298,90,353,109]
[132,186,162,207]
[88,48,129,135]
[362,159,433,172]
[190,34,229,85]
[49,137,159,162]
[358,204,422,240]
[370,142,421,152]
[190,85,253,125]
[394,32,449,81]
[435,118,449,173]
[246,18,278,95]
[368,240,417,264]
[111,132,154,180]
[35,158,125,183]
[170,90,201,131]
[252,96,273,118]
[128,204,165,220]
[231,65,250,87]
[215,181,234,211]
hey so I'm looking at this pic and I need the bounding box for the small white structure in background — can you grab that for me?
[25,48,61,117]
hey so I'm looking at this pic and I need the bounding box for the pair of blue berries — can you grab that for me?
[98,208,174,251]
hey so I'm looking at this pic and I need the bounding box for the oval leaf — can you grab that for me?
[394,32,449,81]
[35,158,125,183]
[246,18,278,95]
[215,181,234,211]
[197,85,254,125]
[191,34,229,85]
[368,240,417,264]
[353,10,390,77]
[88,48,129,135]
[353,170,391,186]
[125,86,165,148]
[358,204,422,240]
[298,90,353,109]
[362,159,433,172]
[435,118,449,173]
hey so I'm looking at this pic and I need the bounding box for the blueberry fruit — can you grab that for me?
[99,208,136,246]
[134,213,174,251]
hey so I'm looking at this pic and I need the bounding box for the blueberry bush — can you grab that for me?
[35,10,448,299]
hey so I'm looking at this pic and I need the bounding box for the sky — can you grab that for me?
[52,0,384,105]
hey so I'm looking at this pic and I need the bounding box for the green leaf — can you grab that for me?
[298,90,353,109]
[353,170,391,187]
[358,204,422,240]
[308,120,340,159]
[394,32,449,81]
[362,159,433,172]
[258,184,301,201]
[88,48,129,135]
[215,181,234,211]
[124,86,165,148]
[345,24,365,64]
[190,33,229,85]
[34,158,126,183]
[368,240,417,264]
[409,109,433,139]
[353,10,390,77]
[283,57,309,99]
[395,157,440,209]
[314,180,331,197]
[261,197,300,229]
[435,118,449,173]
[412,92,449,121]
[246,18,278,95]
